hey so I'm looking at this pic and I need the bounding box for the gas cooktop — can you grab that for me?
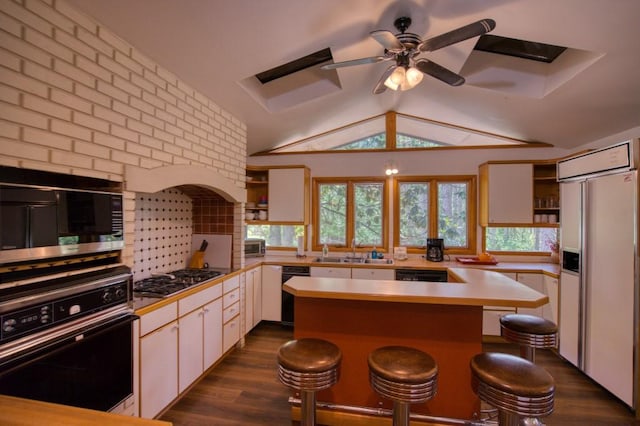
[133,269,224,298]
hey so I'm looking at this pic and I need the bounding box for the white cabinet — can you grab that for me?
[241,272,252,335]
[351,268,395,280]
[542,275,559,325]
[515,273,545,317]
[222,275,241,352]
[261,265,282,321]
[480,163,533,224]
[482,272,517,336]
[268,168,308,222]
[310,266,351,278]
[140,283,224,418]
[178,308,203,393]
[203,298,223,369]
[140,303,178,419]
[245,266,262,330]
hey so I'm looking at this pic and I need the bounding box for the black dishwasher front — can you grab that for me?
[395,269,448,282]
[281,265,310,326]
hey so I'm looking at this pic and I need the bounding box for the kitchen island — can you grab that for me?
[283,268,548,423]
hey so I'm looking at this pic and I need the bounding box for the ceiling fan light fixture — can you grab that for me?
[384,66,406,90]
[402,66,424,90]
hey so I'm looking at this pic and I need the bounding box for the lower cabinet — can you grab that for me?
[310,266,351,278]
[244,266,262,334]
[139,283,224,419]
[222,275,241,352]
[482,272,559,337]
[261,265,282,321]
[178,309,204,393]
[351,267,395,280]
[542,275,559,324]
[140,312,179,418]
[203,298,223,368]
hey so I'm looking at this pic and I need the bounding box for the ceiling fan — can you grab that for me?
[321,17,496,94]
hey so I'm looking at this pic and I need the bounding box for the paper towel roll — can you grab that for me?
[297,235,304,256]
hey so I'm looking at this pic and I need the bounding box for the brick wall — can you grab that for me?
[0,0,247,268]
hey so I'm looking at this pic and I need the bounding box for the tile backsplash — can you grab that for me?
[133,189,193,280]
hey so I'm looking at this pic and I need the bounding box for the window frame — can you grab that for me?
[312,177,389,253]
[393,175,477,255]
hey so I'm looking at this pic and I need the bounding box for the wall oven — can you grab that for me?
[0,266,137,412]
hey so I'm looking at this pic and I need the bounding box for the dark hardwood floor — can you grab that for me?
[161,322,639,425]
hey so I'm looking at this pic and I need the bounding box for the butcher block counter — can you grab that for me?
[0,395,171,426]
[283,269,548,423]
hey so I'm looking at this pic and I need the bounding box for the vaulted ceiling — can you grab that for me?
[66,0,640,155]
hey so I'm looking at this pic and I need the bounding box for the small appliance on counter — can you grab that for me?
[426,238,444,262]
[244,238,266,257]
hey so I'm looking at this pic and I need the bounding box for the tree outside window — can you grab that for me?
[314,178,387,251]
[395,177,476,254]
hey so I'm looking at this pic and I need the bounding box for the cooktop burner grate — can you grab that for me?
[133,269,223,298]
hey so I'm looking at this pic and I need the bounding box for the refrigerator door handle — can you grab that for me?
[578,180,587,371]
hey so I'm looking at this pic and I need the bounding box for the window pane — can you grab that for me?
[485,227,558,252]
[319,183,347,245]
[396,133,444,148]
[399,182,429,246]
[247,225,304,247]
[438,182,468,248]
[354,183,383,246]
[334,133,386,150]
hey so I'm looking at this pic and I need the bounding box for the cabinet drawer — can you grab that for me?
[223,275,240,293]
[178,283,223,316]
[140,302,178,336]
[223,315,240,353]
[223,288,240,308]
[482,309,515,336]
[223,301,240,323]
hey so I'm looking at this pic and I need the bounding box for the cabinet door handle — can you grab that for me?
[204,308,210,313]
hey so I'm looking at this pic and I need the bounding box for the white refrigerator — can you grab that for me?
[558,141,638,409]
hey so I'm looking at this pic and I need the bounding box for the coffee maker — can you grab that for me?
[426,238,444,262]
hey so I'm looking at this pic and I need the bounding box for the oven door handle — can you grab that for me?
[0,312,138,372]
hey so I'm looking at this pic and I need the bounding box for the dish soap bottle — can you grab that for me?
[322,244,329,259]
[371,246,378,259]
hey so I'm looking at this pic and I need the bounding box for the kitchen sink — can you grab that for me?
[313,256,348,263]
[364,258,394,265]
[312,256,393,265]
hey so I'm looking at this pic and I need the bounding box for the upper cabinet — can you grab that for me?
[245,166,309,224]
[479,161,559,226]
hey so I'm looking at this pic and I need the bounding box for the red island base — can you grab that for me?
[291,297,483,424]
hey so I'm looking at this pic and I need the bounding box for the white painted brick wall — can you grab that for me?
[0,0,247,269]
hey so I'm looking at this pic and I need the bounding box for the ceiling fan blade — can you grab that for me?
[370,30,405,52]
[419,19,496,52]
[373,65,397,94]
[415,59,465,86]
[321,56,389,70]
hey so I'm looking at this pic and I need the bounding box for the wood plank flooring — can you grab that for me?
[161,322,639,425]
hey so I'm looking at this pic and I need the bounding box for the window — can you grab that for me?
[246,225,304,248]
[395,176,476,254]
[485,227,558,253]
[313,178,387,251]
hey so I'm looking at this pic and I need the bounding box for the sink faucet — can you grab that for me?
[351,238,356,259]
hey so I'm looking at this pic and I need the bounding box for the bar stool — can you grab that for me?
[368,346,438,426]
[277,338,342,426]
[471,352,555,426]
[500,314,558,363]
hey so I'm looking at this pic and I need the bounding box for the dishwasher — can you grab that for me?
[281,265,310,326]
[395,268,448,282]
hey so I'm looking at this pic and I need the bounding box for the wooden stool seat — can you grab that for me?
[368,346,438,426]
[471,352,554,423]
[277,338,341,426]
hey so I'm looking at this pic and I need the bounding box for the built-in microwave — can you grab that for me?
[0,183,124,264]
[244,238,266,257]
